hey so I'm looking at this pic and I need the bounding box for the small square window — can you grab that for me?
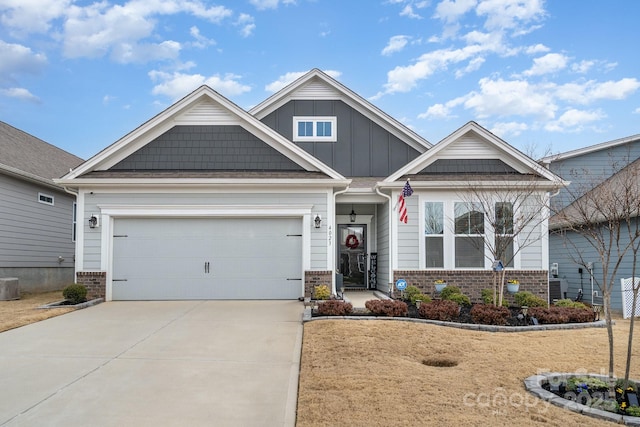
[293,117,337,142]
[38,193,54,205]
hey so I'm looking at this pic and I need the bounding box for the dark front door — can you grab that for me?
[337,224,367,288]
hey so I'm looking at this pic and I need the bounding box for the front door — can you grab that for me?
[337,224,367,288]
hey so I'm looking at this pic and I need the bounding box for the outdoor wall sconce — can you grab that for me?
[314,214,322,228]
[350,205,357,223]
[89,214,99,228]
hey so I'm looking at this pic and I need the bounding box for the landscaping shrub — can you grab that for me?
[365,300,408,317]
[554,299,588,309]
[404,285,432,305]
[439,285,461,300]
[316,300,353,316]
[62,284,87,304]
[528,306,593,324]
[314,285,331,300]
[445,293,471,306]
[514,291,547,308]
[470,304,511,325]
[419,300,460,321]
[480,289,509,307]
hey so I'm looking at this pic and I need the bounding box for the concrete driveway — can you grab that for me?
[0,300,303,427]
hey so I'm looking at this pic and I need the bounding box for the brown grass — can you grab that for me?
[297,319,640,426]
[0,291,75,333]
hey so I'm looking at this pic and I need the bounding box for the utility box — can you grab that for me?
[0,278,20,300]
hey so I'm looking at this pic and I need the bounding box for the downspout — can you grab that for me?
[375,184,393,294]
[331,185,351,295]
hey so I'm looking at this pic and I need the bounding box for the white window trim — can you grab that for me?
[72,202,77,242]
[293,116,337,142]
[38,192,54,206]
[419,195,521,270]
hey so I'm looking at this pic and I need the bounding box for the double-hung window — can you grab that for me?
[293,117,337,142]
[424,202,444,268]
[495,202,514,267]
[454,202,485,268]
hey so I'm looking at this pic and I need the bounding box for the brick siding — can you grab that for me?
[76,271,106,300]
[392,270,549,304]
[304,270,332,298]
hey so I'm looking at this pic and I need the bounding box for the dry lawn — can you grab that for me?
[297,318,640,427]
[0,291,75,333]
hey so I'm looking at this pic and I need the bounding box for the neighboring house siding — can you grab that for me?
[548,141,640,210]
[376,200,390,292]
[397,195,419,269]
[81,191,328,270]
[549,230,627,311]
[261,100,421,177]
[112,125,304,171]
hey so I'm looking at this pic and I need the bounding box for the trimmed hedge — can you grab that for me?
[365,300,408,317]
[470,304,511,325]
[528,306,593,324]
[316,300,353,316]
[62,284,87,305]
[514,291,547,308]
[419,300,460,321]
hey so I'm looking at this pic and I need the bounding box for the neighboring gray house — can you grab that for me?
[0,121,84,291]
[544,134,640,314]
[57,69,563,302]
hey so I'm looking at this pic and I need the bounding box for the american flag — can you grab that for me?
[398,180,413,224]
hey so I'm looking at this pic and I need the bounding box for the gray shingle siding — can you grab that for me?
[111,125,304,171]
[261,99,421,177]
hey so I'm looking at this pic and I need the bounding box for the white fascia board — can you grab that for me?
[63,85,346,181]
[376,179,567,191]
[98,204,315,217]
[540,133,640,163]
[55,178,351,189]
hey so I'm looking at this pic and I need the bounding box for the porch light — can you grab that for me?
[88,214,99,228]
[350,205,357,223]
[314,214,322,228]
[592,303,602,321]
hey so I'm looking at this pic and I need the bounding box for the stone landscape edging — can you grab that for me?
[524,373,640,426]
[303,308,608,332]
[38,298,104,310]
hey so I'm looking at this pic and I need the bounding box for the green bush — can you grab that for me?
[314,285,331,300]
[514,291,547,308]
[419,300,460,321]
[62,284,87,304]
[480,289,509,307]
[627,406,640,417]
[439,285,461,300]
[446,293,471,306]
[316,300,353,316]
[404,285,432,305]
[554,299,587,309]
[566,376,608,392]
[365,300,408,317]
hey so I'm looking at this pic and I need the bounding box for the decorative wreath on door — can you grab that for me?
[345,234,360,249]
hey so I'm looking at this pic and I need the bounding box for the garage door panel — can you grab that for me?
[112,217,303,300]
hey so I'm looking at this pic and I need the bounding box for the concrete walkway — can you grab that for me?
[343,291,387,308]
[0,301,303,427]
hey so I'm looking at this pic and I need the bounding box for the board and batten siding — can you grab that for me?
[81,191,328,271]
[396,195,420,269]
[376,200,390,292]
[0,174,75,268]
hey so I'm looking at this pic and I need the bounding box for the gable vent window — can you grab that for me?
[38,193,54,206]
[293,117,337,142]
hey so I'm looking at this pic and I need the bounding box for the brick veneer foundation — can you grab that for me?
[76,271,106,300]
[392,270,549,304]
[304,270,333,298]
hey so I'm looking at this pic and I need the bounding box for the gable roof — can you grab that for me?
[249,69,432,154]
[0,121,84,188]
[59,85,347,184]
[381,121,566,189]
[541,133,640,163]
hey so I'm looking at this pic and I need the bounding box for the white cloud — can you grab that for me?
[476,0,546,32]
[149,70,251,100]
[571,60,594,74]
[265,70,342,93]
[0,0,70,35]
[455,56,485,78]
[523,53,568,76]
[0,40,47,82]
[189,26,216,49]
[418,96,465,119]
[634,107,640,114]
[544,108,605,132]
[249,0,296,10]
[0,87,40,103]
[490,121,528,137]
[400,5,422,19]
[434,0,477,23]
[524,43,549,54]
[235,14,255,38]
[61,0,232,61]
[555,78,640,104]
[382,35,410,56]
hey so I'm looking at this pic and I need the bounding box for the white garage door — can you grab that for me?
[112,217,303,300]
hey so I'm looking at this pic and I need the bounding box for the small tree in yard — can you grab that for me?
[551,157,640,384]
[456,176,559,307]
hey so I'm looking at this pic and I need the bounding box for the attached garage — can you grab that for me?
[111,217,303,300]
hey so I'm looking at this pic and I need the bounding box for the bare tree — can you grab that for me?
[456,176,557,306]
[550,158,640,380]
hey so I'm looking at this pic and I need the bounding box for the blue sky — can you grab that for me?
[1,0,639,160]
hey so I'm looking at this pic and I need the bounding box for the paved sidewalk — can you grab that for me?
[0,300,303,427]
